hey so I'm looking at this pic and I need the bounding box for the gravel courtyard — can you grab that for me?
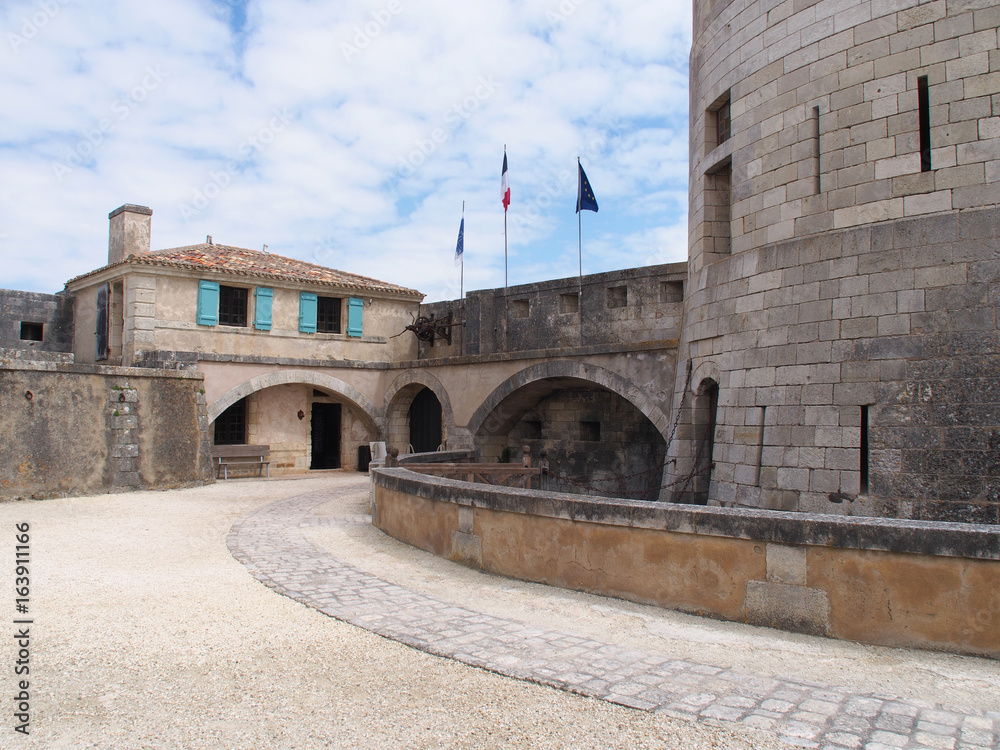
[0,473,995,749]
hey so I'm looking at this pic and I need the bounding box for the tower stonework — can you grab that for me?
[672,0,1000,521]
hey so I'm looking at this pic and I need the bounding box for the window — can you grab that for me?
[705,90,731,154]
[219,286,247,327]
[659,281,683,303]
[580,421,601,441]
[918,76,931,172]
[302,294,364,337]
[513,299,530,319]
[96,283,110,361]
[704,158,732,256]
[860,405,870,494]
[19,322,43,341]
[716,97,731,144]
[317,296,342,333]
[607,286,627,309]
[214,398,247,445]
[559,292,579,313]
[523,419,542,440]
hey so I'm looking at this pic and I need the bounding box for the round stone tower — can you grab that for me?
[669,0,1000,522]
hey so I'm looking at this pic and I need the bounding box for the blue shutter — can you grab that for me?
[197,280,219,326]
[347,297,364,338]
[299,292,317,333]
[254,288,273,330]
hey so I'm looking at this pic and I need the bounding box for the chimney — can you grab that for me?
[108,204,153,265]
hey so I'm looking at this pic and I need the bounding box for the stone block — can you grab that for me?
[744,580,830,636]
[450,531,482,567]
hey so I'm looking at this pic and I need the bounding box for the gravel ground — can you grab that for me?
[0,475,789,750]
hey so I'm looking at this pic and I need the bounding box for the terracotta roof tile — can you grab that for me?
[67,244,423,298]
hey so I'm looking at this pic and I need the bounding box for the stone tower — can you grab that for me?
[669,0,1000,522]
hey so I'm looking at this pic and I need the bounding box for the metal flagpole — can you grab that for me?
[461,200,465,299]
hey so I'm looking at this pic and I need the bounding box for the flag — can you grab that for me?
[501,151,510,212]
[576,160,599,213]
[455,216,464,266]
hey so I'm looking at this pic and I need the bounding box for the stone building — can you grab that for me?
[3,0,999,522]
[669,0,1000,522]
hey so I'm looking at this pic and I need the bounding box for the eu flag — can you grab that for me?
[576,161,599,213]
[455,216,464,266]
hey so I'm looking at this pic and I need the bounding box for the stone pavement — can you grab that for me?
[227,488,1000,750]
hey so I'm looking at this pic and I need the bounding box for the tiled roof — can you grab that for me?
[67,244,423,298]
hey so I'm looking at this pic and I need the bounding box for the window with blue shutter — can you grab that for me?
[347,297,363,338]
[254,288,273,331]
[299,292,318,333]
[197,280,220,326]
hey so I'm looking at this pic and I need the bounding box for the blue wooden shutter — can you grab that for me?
[299,292,317,333]
[197,280,219,326]
[254,288,273,330]
[347,297,364,338]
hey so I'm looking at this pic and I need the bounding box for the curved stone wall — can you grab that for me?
[674,0,1000,519]
[370,467,1000,658]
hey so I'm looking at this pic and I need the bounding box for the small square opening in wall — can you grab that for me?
[559,292,580,314]
[523,419,542,440]
[513,299,530,319]
[659,281,683,303]
[607,286,627,308]
[19,322,43,341]
[580,420,601,441]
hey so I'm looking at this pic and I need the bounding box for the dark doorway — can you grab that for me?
[691,380,719,505]
[409,388,442,453]
[311,403,342,469]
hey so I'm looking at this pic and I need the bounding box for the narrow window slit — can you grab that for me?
[860,405,870,494]
[918,76,931,172]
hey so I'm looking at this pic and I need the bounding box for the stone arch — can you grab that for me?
[208,369,381,435]
[467,360,671,442]
[383,370,471,451]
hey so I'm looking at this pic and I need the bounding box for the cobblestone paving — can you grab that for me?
[227,489,1000,750]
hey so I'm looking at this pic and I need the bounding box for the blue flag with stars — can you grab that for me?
[576,161,598,213]
[455,216,464,266]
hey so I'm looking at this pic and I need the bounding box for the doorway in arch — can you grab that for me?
[408,388,442,453]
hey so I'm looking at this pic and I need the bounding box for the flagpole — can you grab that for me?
[461,201,465,299]
[578,158,583,287]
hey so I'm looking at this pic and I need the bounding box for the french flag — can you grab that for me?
[501,150,510,212]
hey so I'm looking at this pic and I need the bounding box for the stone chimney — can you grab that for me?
[108,204,153,265]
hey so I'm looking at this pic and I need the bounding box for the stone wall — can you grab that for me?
[672,206,1000,521]
[371,467,1000,658]
[678,0,1000,521]
[0,361,213,499]
[0,289,74,360]
[418,264,685,359]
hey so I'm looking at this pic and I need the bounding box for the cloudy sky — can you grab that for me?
[1,0,691,302]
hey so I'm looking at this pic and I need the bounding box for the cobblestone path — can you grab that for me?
[227,489,1000,750]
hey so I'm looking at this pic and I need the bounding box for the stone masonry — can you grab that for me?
[670,0,1000,521]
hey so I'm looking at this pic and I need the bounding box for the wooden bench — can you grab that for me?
[210,444,271,479]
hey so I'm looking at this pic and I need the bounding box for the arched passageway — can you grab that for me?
[474,376,667,501]
[208,371,381,473]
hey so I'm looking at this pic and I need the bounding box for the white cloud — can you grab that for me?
[0,0,692,300]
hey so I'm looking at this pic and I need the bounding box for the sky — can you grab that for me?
[1,0,691,302]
